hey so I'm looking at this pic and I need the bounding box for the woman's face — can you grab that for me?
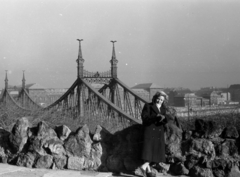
[156,95,165,104]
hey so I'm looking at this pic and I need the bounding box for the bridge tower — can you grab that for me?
[110,41,118,79]
[76,39,84,78]
[21,70,26,106]
[76,39,85,116]
[4,70,8,90]
[22,70,26,89]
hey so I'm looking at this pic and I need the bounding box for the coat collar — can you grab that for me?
[152,104,160,113]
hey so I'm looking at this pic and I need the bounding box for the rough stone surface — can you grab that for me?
[184,154,200,170]
[43,139,66,156]
[0,128,11,164]
[188,138,216,162]
[228,165,240,177]
[16,152,36,168]
[55,125,71,141]
[52,155,67,170]
[34,154,53,169]
[28,121,59,156]
[3,116,240,176]
[93,125,112,142]
[9,117,30,153]
[182,130,192,141]
[221,126,239,139]
[106,154,125,173]
[67,156,85,170]
[194,119,222,139]
[212,169,225,177]
[88,142,108,171]
[64,124,92,158]
[165,122,183,163]
[189,166,214,177]
[169,162,189,175]
[216,139,238,157]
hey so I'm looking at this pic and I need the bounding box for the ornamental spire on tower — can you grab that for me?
[111,40,117,60]
[76,39,85,78]
[5,70,8,89]
[77,39,83,60]
[110,41,118,78]
[22,70,26,89]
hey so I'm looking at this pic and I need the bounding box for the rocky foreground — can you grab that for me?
[0,115,240,177]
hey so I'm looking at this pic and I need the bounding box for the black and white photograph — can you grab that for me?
[0,0,240,176]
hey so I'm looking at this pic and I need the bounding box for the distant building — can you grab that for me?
[168,88,192,106]
[131,83,165,102]
[26,84,68,106]
[229,84,240,103]
[195,88,214,100]
[174,93,200,107]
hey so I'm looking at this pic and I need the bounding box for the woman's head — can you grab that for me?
[152,91,168,104]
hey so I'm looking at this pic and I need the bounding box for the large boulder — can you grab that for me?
[16,152,37,168]
[87,142,108,171]
[183,138,216,170]
[52,155,67,170]
[106,124,143,173]
[165,117,183,163]
[64,124,92,158]
[0,128,11,163]
[27,121,60,156]
[189,138,216,161]
[9,117,30,153]
[67,156,85,170]
[215,139,238,157]
[194,119,222,139]
[34,154,53,169]
[221,126,239,139]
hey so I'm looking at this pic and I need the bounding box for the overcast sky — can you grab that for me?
[0,0,240,90]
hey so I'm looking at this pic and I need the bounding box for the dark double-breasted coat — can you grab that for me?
[141,102,168,163]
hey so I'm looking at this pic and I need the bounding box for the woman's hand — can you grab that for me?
[157,114,165,122]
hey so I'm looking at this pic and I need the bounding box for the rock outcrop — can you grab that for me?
[0,116,240,177]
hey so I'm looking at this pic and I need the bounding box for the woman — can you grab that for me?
[140,91,169,177]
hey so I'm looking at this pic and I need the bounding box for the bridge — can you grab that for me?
[0,40,155,131]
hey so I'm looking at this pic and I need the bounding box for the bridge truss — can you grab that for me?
[0,40,151,131]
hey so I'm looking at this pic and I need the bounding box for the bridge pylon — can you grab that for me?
[110,41,118,79]
[76,39,84,78]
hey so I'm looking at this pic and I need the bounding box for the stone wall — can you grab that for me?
[0,116,240,177]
